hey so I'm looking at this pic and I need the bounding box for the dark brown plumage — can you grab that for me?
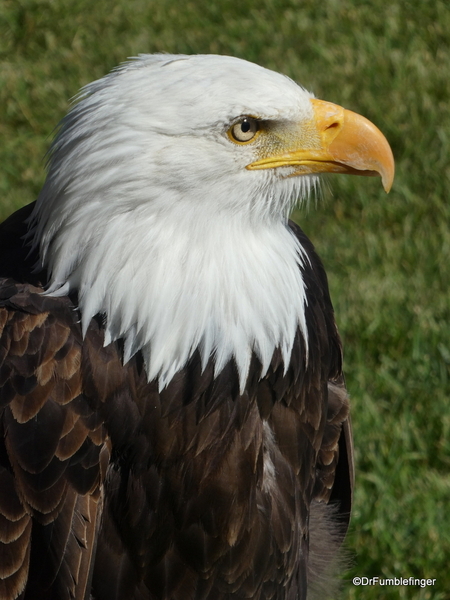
[0,201,353,600]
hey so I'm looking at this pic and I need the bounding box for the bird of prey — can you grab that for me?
[0,54,394,600]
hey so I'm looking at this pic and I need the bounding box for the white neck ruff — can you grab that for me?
[42,208,308,391]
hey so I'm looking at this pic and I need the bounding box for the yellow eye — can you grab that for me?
[229,117,260,143]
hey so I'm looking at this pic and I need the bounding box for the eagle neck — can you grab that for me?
[43,206,309,391]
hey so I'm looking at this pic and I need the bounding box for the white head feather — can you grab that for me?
[31,54,318,390]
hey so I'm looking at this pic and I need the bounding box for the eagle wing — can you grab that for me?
[0,204,110,600]
[290,220,353,511]
[0,278,110,600]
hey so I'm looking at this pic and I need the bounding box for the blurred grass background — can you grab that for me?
[1,1,449,598]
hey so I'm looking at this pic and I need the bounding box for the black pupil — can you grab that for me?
[241,120,251,133]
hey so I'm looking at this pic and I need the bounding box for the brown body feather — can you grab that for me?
[0,202,353,599]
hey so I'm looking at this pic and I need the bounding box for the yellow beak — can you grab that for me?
[247,99,395,192]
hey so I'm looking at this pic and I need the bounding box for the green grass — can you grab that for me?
[1,1,449,598]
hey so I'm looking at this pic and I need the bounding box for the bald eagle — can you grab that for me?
[0,55,393,600]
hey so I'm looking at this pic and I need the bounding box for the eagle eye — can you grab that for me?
[229,117,260,143]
